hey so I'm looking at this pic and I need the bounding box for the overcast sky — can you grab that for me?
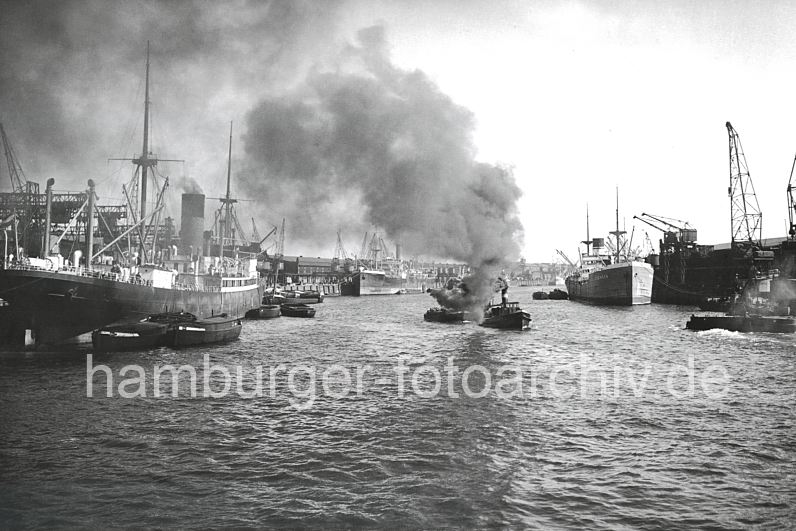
[2,0,796,263]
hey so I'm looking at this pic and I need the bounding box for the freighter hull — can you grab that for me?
[0,268,261,344]
[348,270,425,296]
[565,262,653,306]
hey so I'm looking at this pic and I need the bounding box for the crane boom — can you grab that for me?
[258,225,277,246]
[640,212,682,231]
[556,249,576,268]
[633,215,668,233]
[726,121,762,248]
[0,123,27,194]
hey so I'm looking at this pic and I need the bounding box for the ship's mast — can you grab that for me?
[218,121,238,254]
[225,121,233,243]
[110,42,183,264]
[609,187,626,263]
[581,204,592,256]
[137,41,154,224]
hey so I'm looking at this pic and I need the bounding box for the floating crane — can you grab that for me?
[726,121,762,249]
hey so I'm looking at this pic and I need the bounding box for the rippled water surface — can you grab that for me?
[1,287,794,528]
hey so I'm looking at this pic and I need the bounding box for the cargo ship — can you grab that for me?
[566,259,653,305]
[0,44,261,345]
[341,269,425,296]
[565,195,653,306]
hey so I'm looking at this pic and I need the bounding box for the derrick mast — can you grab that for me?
[787,155,796,239]
[726,122,762,249]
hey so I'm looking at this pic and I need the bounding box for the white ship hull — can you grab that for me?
[565,261,653,305]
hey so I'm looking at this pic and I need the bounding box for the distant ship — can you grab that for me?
[0,44,261,345]
[565,194,653,306]
[342,269,425,296]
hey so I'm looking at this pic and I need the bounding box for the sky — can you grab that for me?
[2,0,796,263]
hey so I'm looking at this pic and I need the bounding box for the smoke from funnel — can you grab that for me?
[241,25,524,302]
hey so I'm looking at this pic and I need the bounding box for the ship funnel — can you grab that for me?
[180,193,205,256]
[592,238,604,249]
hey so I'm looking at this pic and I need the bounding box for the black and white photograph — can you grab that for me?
[0,0,794,528]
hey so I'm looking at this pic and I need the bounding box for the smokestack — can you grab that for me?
[395,244,401,261]
[180,193,205,256]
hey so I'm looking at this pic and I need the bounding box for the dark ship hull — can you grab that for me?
[424,308,471,323]
[650,239,796,306]
[0,267,261,344]
[686,314,796,333]
[166,315,243,347]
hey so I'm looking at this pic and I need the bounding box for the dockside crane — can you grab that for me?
[0,123,35,195]
[358,232,369,264]
[555,249,577,276]
[334,230,349,261]
[726,121,763,249]
[1,122,41,256]
[251,218,260,244]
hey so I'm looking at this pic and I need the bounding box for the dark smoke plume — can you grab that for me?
[242,26,524,306]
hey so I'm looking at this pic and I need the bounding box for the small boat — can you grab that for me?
[480,302,531,330]
[423,307,470,323]
[245,305,281,319]
[280,303,316,318]
[282,290,324,304]
[166,314,243,347]
[92,311,198,351]
[532,289,568,300]
[92,321,169,351]
[686,314,796,333]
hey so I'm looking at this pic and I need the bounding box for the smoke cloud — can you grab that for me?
[241,25,523,272]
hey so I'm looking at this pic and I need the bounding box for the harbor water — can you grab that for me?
[1,286,794,528]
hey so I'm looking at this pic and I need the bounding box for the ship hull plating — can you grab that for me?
[566,262,653,306]
[0,268,261,344]
[348,270,423,296]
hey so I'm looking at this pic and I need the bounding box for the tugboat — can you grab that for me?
[686,269,795,334]
[479,302,531,330]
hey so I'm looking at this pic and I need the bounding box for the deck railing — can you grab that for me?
[3,263,257,292]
